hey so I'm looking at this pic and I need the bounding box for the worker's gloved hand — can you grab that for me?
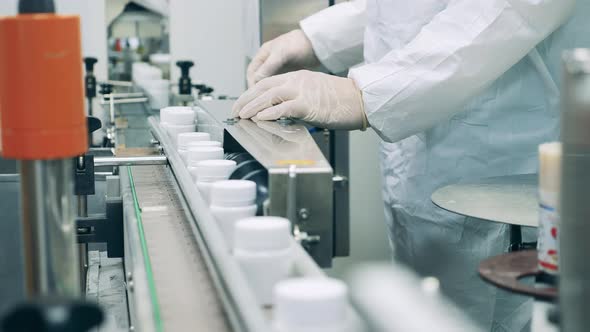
[247,29,320,88]
[232,70,368,131]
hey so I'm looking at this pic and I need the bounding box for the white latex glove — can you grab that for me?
[232,70,367,131]
[247,29,320,87]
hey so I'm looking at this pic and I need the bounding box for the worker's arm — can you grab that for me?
[349,0,575,143]
[299,0,367,73]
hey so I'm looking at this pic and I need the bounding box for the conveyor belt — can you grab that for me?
[130,165,231,331]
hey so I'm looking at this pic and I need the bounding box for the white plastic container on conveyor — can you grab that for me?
[177,132,211,164]
[273,277,351,332]
[233,217,293,306]
[160,106,196,146]
[186,147,225,180]
[194,160,237,204]
[144,79,170,110]
[209,180,257,250]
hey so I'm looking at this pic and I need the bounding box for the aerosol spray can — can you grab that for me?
[537,142,561,284]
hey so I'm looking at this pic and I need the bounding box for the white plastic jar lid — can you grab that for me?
[194,160,236,181]
[165,123,195,145]
[177,132,212,149]
[187,140,222,148]
[274,277,348,327]
[234,217,291,251]
[160,106,196,125]
[188,146,224,166]
[210,180,256,207]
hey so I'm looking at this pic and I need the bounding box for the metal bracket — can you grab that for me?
[76,197,124,258]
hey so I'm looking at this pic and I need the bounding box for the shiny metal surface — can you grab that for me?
[19,159,80,297]
[431,174,538,227]
[559,49,590,332]
[94,155,168,167]
[190,100,336,266]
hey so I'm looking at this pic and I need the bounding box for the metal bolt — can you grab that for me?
[298,208,310,221]
[129,326,135,331]
[224,118,237,125]
[127,272,133,281]
[150,138,160,145]
[128,281,134,292]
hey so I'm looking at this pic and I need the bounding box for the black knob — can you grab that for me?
[1,298,104,332]
[176,60,194,77]
[87,116,102,134]
[83,57,98,73]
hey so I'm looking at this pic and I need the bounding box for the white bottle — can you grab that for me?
[537,142,561,279]
[234,217,293,306]
[194,160,237,204]
[177,132,211,164]
[273,278,350,332]
[144,79,170,109]
[187,140,222,148]
[160,106,195,125]
[159,106,196,146]
[187,147,224,180]
[209,180,257,249]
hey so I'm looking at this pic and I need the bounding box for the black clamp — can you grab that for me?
[76,197,124,258]
[194,83,214,96]
[176,60,194,95]
[83,57,98,99]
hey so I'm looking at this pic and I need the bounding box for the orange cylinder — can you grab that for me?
[0,14,87,159]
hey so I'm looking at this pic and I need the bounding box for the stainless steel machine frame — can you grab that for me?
[190,99,342,267]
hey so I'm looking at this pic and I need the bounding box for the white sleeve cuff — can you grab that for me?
[300,1,366,73]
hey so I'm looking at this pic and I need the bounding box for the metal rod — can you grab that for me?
[108,92,145,99]
[20,159,80,297]
[287,165,297,226]
[103,80,133,87]
[109,94,115,124]
[101,97,148,105]
[94,155,168,167]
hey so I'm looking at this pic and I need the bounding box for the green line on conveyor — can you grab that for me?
[127,167,164,332]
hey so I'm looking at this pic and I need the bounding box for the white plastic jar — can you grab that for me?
[194,160,237,204]
[177,132,211,164]
[209,180,257,249]
[144,79,170,109]
[234,217,293,306]
[160,106,195,125]
[273,277,350,332]
[160,106,196,146]
[187,147,224,180]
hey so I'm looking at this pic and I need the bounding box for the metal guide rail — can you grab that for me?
[122,116,347,332]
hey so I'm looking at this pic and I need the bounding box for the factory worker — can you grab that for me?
[233,0,589,330]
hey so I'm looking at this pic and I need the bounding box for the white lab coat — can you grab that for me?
[300,0,589,330]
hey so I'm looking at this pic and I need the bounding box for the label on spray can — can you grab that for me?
[538,191,559,274]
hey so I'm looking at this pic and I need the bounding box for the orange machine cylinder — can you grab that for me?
[0,14,87,159]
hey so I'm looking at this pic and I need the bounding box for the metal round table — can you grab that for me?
[431,173,538,228]
[431,174,555,300]
[431,173,538,251]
